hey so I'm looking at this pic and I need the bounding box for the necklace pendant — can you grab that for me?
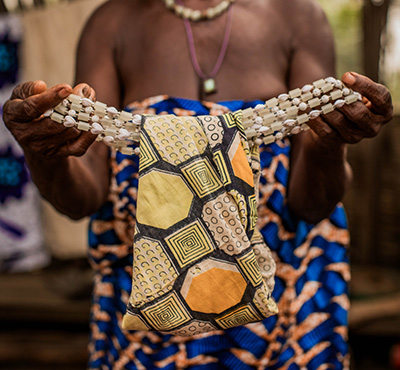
[203,78,217,95]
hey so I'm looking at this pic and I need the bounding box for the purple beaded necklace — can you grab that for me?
[178,1,234,97]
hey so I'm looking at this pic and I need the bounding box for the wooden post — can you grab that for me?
[356,0,390,263]
[363,0,391,82]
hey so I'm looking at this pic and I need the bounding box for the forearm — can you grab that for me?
[287,132,352,224]
[24,151,108,220]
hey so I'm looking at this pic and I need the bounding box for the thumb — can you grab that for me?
[11,80,48,100]
[12,84,72,122]
[341,71,392,115]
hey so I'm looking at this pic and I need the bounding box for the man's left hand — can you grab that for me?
[306,72,393,149]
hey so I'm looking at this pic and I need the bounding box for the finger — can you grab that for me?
[25,126,83,149]
[337,102,383,138]
[85,86,96,101]
[11,80,48,100]
[342,72,392,117]
[9,84,72,122]
[308,109,366,145]
[306,115,343,146]
[322,109,366,143]
[58,131,98,157]
[362,96,369,104]
[72,83,96,101]
[361,96,373,110]
[72,83,90,96]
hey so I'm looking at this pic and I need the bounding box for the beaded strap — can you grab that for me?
[47,77,361,155]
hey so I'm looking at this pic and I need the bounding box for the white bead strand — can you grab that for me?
[48,76,361,153]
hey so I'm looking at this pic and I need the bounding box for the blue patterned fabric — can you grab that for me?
[88,96,350,370]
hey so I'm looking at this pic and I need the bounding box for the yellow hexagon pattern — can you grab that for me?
[145,116,208,166]
[136,170,193,230]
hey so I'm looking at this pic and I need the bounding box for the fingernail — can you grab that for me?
[343,72,356,86]
[58,88,71,98]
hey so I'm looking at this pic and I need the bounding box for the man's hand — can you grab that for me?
[306,72,393,149]
[3,80,98,158]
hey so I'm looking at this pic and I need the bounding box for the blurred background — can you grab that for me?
[0,0,399,369]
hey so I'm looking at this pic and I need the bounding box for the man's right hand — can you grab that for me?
[3,80,98,158]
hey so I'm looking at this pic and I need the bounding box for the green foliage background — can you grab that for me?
[317,0,363,78]
[318,0,400,111]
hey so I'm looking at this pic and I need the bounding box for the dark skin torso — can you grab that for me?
[75,0,332,106]
[115,0,290,103]
[3,0,393,223]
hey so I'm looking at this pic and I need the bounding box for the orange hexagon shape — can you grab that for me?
[184,267,247,314]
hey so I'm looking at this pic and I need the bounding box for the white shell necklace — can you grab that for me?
[161,0,236,21]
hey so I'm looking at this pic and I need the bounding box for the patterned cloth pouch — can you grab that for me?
[122,111,278,336]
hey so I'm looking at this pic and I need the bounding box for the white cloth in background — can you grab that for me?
[21,0,105,87]
[20,0,103,260]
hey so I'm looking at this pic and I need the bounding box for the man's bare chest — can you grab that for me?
[117,4,292,104]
